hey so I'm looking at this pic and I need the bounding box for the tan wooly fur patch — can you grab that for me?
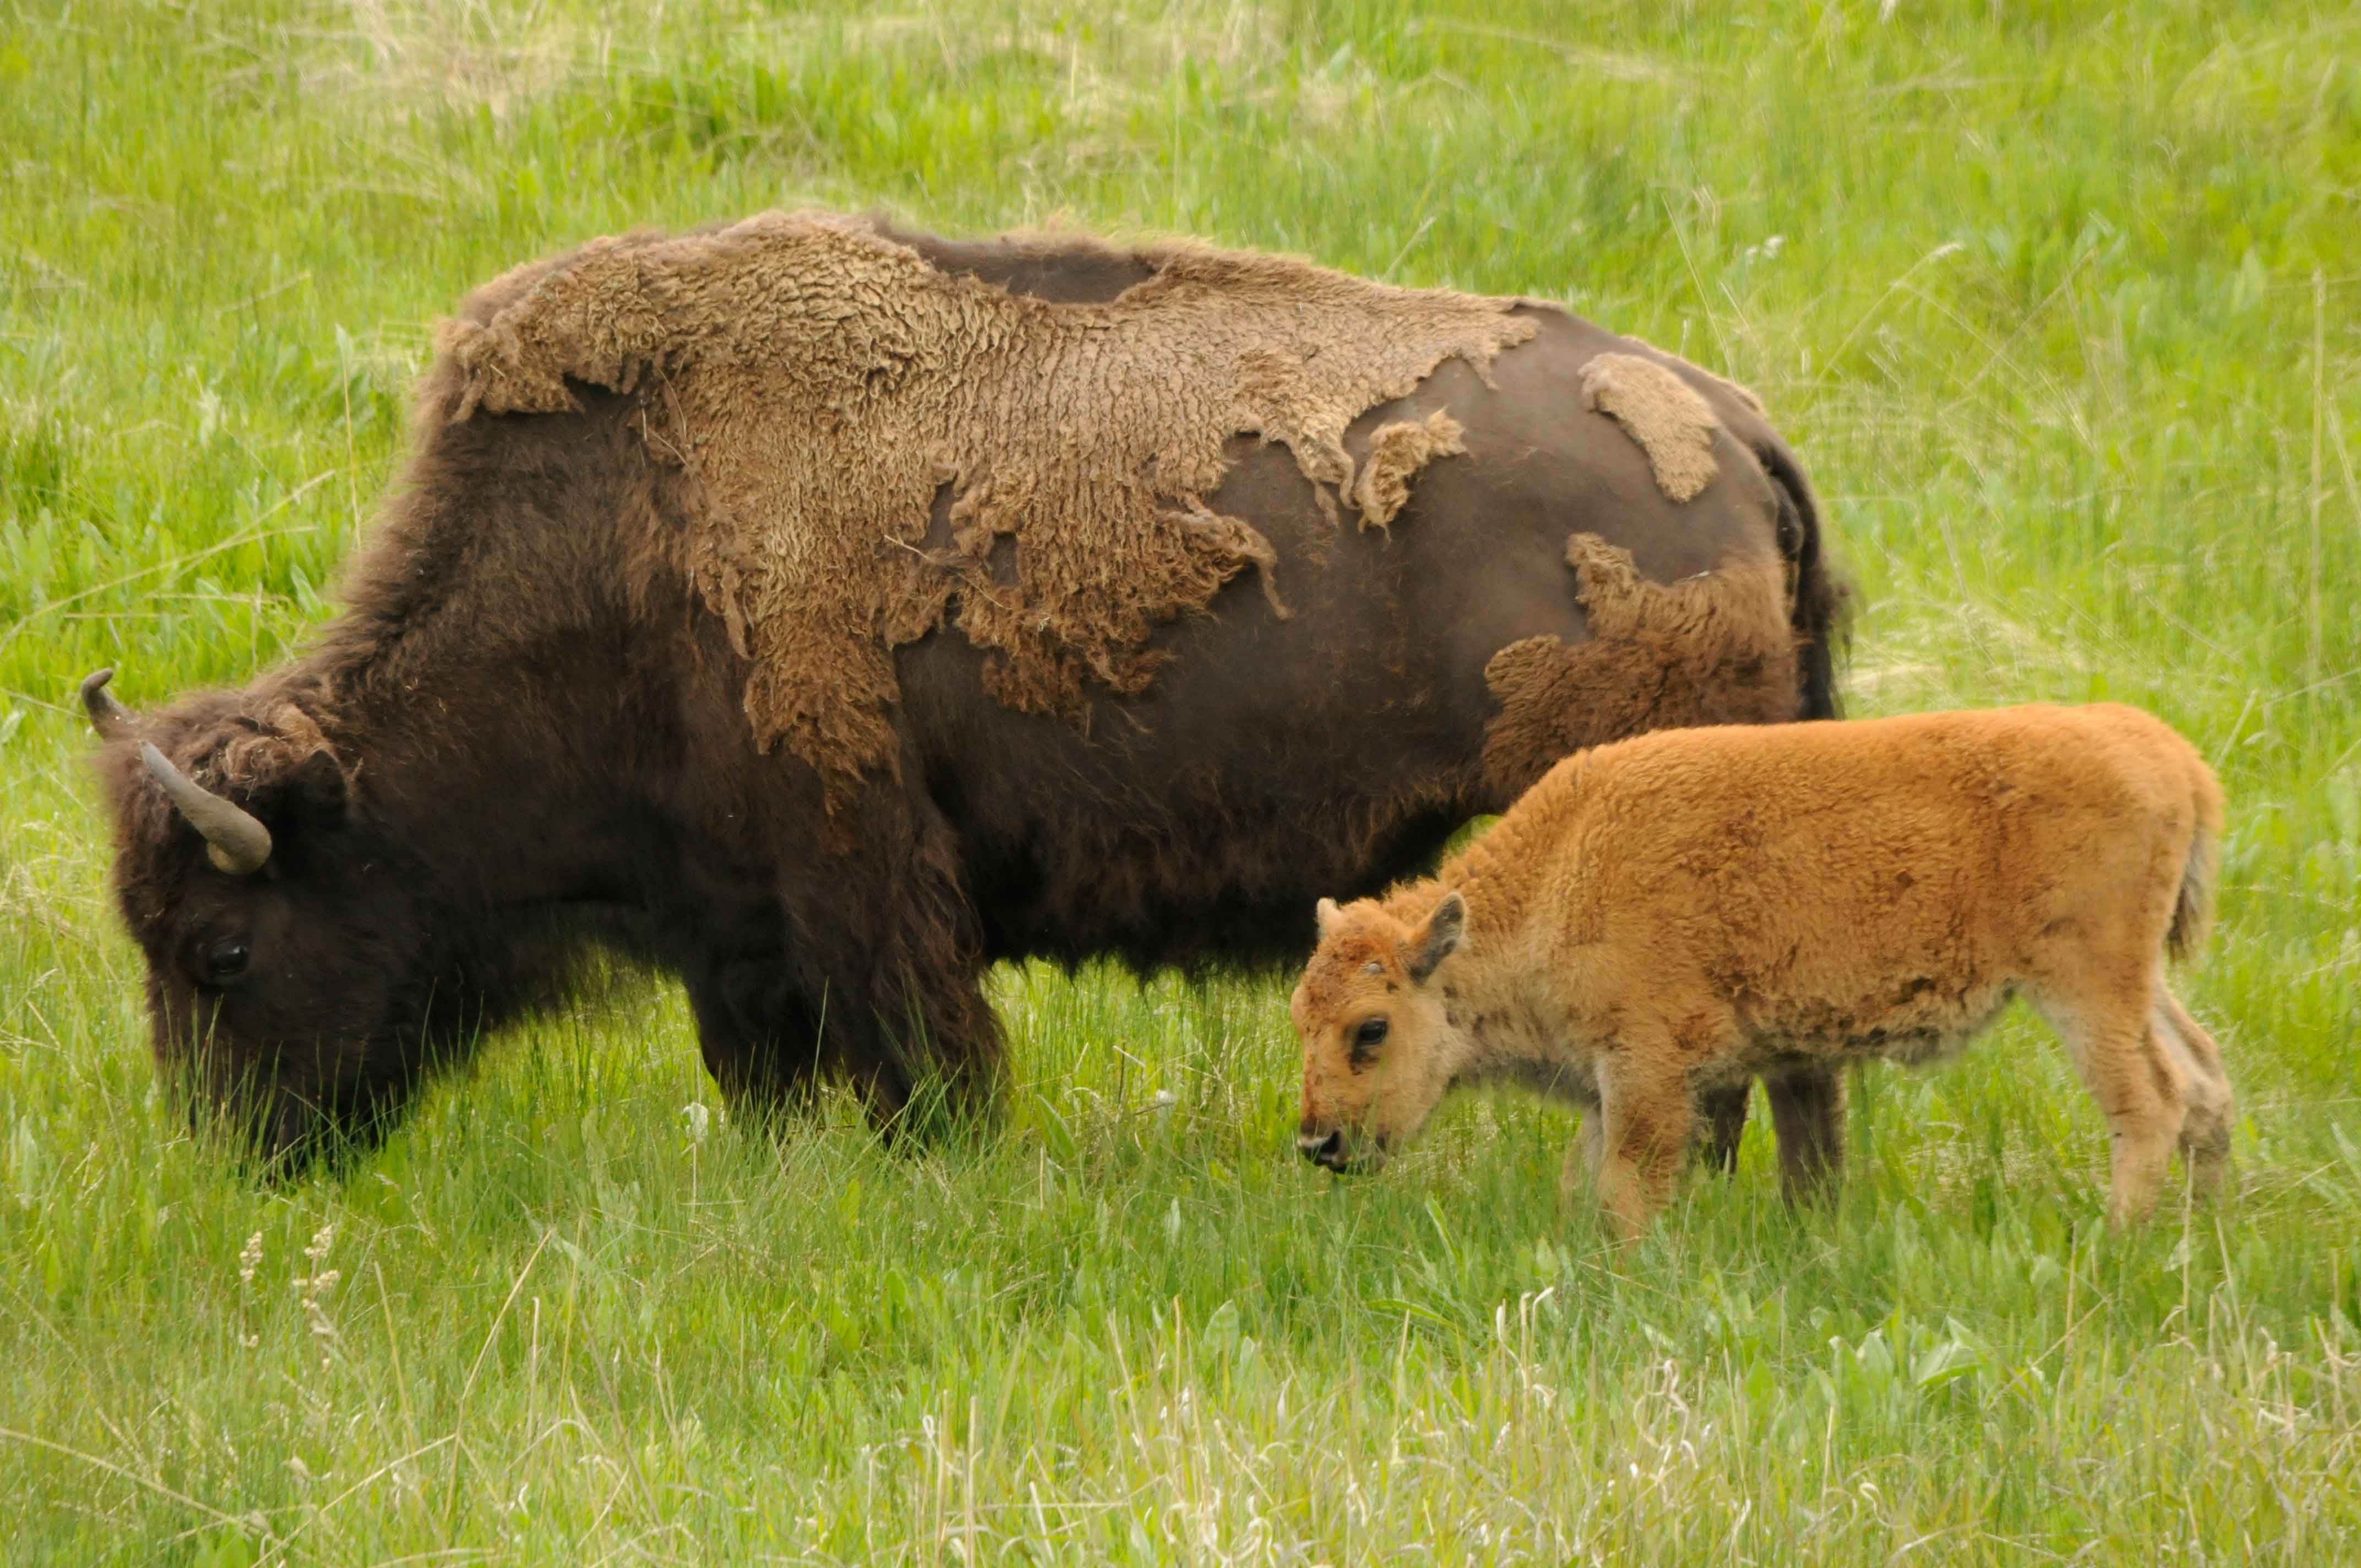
[1479,533,1799,797]
[1577,352,1720,502]
[437,211,1539,794]
[175,701,333,795]
[1351,410,1467,532]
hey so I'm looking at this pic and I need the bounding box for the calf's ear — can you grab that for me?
[1405,892,1466,984]
[1315,897,1342,940]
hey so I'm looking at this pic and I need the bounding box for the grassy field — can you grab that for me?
[4,0,2359,1560]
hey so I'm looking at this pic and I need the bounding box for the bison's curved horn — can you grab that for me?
[139,742,273,875]
[80,668,137,741]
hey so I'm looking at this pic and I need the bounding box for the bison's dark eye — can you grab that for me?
[1352,1017,1389,1050]
[204,941,252,986]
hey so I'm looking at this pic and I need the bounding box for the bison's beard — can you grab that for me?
[160,1026,421,1180]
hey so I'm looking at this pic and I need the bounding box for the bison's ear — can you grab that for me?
[1405,892,1466,984]
[289,749,350,829]
[1315,897,1342,940]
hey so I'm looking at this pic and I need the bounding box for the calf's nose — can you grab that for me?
[1297,1129,1344,1167]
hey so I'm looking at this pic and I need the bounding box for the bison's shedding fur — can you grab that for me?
[440,210,1543,792]
[1577,352,1721,503]
[88,213,1847,1171]
[1291,705,2233,1239]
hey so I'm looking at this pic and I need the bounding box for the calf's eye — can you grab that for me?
[1352,1018,1389,1049]
[205,941,252,986]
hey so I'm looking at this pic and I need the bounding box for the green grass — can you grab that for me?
[4,0,2360,1559]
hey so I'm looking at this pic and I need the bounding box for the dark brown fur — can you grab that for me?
[91,221,1846,1169]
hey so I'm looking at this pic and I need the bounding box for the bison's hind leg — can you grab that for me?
[1695,1082,1750,1176]
[2156,986,2234,1201]
[1765,1061,1845,1204]
[1686,1064,1846,1204]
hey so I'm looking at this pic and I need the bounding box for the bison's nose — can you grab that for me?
[1298,1129,1345,1168]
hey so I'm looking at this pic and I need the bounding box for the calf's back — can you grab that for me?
[1507,704,2219,1050]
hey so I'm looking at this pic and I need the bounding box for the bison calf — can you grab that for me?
[1289,705,2233,1239]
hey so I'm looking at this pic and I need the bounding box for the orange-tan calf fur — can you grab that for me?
[1290,705,2233,1239]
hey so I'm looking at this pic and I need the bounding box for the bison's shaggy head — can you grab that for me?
[1289,889,1467,1174]
[83,670,438,1173]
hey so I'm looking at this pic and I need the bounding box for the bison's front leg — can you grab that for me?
[682,952,828,1122]
[828,956,1005,1140]
[780,791,1006,1140]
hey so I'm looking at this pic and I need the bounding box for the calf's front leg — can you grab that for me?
[1593,1046,1697,1242]
[1560,1107,1606,1208]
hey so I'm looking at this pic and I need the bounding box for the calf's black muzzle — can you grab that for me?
[1297,1128,1349,1171]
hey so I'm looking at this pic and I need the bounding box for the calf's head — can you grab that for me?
[1289,889,1467,1173]
[85,670,433,1172]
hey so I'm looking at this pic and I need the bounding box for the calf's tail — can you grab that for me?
[2167,754,2227,964]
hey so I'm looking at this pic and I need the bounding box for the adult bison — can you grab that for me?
[84,211,1843,1171]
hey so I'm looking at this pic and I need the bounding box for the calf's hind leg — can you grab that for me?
[2033,982,2187,1225]
[2156,986,2234,1199]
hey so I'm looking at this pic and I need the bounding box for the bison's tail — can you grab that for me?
[2168,758,2227,965]
[1755,440,1848,722]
